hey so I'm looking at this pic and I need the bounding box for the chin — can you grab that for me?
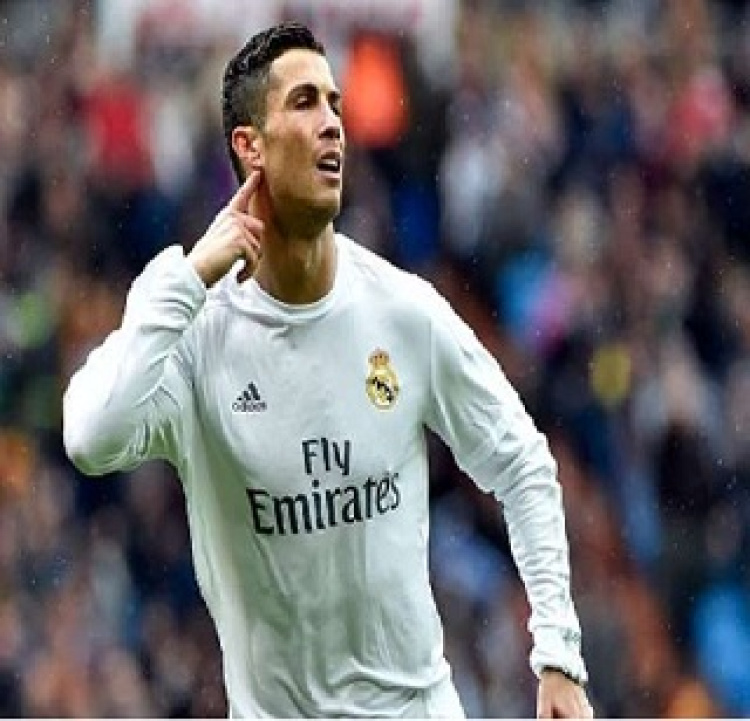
[312,193,342,223]
[273,188,341,235]
[291,198,340,236]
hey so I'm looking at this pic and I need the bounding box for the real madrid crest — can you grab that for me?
[366,348,400,409]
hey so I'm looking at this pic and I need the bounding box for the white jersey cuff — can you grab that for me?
[530,626,588,685]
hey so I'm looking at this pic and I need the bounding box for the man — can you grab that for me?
[64,21,592,718]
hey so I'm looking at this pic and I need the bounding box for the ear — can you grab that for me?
[231,126,264,173]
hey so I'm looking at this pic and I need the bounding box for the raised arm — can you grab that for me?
[63,172,264,475]
[62,246,205,475]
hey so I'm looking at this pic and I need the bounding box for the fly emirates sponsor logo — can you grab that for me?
[246,437,401,536]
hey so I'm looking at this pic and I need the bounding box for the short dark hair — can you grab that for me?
[222,22,326,182]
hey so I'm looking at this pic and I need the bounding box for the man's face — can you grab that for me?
[258,49,345,233]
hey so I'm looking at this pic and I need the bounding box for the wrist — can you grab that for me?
[541,665,587,687]
[531,626,588,686]
[187,250,215,288]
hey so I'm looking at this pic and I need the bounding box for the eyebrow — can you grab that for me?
[286,82,341,106]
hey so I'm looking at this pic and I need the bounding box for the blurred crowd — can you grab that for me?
[2,0,750,716]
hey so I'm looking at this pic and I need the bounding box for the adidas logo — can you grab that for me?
[232,382,267,413]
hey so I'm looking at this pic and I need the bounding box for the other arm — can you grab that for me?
[425,288,592,718]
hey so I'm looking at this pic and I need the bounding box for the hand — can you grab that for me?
[188,170,265,287]
[537,668,593,719]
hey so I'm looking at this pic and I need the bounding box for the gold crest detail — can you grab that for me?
[366,349,400,409]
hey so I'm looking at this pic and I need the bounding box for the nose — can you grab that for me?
[320,104,342,141]
[320,124,341,141]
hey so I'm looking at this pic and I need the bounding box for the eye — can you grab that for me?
[329,93,342,117]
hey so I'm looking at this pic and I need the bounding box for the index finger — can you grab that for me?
[228,170,262,213]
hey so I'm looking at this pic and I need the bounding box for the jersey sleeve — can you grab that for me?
[63,245,205,476]
[424,287,588,685]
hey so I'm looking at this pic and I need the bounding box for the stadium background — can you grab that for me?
[1,0,750,715]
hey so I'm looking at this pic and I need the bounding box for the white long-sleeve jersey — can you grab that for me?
[63,233,587,717]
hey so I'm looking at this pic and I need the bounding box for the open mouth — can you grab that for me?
[316,151,342,178]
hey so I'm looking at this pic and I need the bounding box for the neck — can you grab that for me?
[253,222,337,305]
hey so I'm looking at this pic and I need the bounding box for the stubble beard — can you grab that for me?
[273,188,342,240]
